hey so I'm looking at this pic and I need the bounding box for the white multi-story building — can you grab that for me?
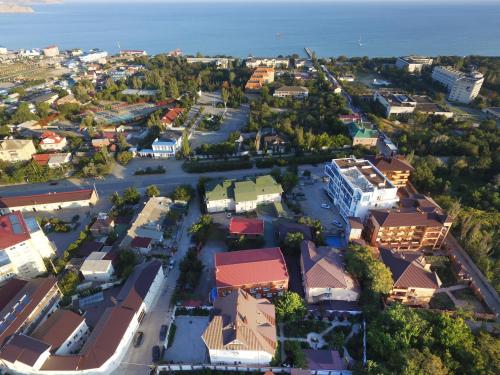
[42,45,59,57]
[324,158,399,221]
[431,66,484,104]
[80,252,115,282]
[245,57,289,69]
[395,56,433,73]
[79,49,108,63]
[0,212,56,282]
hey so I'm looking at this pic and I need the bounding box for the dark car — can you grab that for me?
[133,331,144,348]
[160,325,168,341]
[152,345,161,362]
[49,181,59,186]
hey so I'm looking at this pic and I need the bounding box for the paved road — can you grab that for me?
[113,198,202,375]
[445,235,500,320]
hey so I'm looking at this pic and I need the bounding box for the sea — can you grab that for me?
[1,1,500,58]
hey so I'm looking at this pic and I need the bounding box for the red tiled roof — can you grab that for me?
[0,189,95,210]
[32,153,51,166]
[0,211,30,250]
[31,310,85,352]
[215,247,289,289]
[40,131,65,144]
[161,107,183,124]
[228,217,264,236]
[0,334,51,367]
[131,236,152,248]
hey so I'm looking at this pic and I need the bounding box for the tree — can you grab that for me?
[283,232,304,255]
[116,249,137,278]
[11,102,36,124]
[181,131,190,157]
[36,102,50,118]
[281,171,299,193]
[110,192,124,208]
[284,341,308,369]
[221,87,229,110]
[58,271,80,296]
[145,185,160,198]
[172,184,194,202]
[275,291,306,322]
[116,151,133,165]
[123,187,140,205]
[404,348,449,375]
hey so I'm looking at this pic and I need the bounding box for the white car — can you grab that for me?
[321,203,331,209]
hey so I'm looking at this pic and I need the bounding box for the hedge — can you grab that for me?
[183,159,253,173]
[255,152,348,168]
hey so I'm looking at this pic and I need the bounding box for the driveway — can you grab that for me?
[196,239,227,303]
[164,316,209,364]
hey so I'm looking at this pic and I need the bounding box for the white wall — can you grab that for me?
[209,349,273,365]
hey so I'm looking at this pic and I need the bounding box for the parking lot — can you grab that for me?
[294,179,345,232]
[164,315,209,364]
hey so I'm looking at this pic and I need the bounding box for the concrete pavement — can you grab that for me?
[113,198,202,375]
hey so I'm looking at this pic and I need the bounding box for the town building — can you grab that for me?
[214,247,289,298]
[431,66,484,104]
[0,212,56,282]
[380,248,441,306]
[119,50,147,57]
[0,276,60,348]
[376,135,398,157]
[0,189,98,214]
[79,49,108,63]
[161,107,184,127]
[364,195,452,252]
[31,310,89,356]
[300,241,359,304]
[0,261,163,375]
[130,237,153,254]
[80,252,115,283]
[228,217,264,238]
[137,131,182,158]
[368,155,414,188]
[204,175,283,213]
[348,122,379,147]
[303,349,348,373]
[395,56,433,73]
[185,57,233,69]
[346,217,364,242]
[273,86,309,99]
[202,289,277,365]
[482,107,500,121]
[32,153,71,169]
[245,67,275,91]
[120,196,171,249]
[245,57,289,69]
[39,131,67,151]
[42,45,59,57]
[91,138,110,149]
[373,91,417,118]
[339,113,361,123]
[413,95,454,118]
[0,139,36,162]
[324,158,399,221]
[89,212,115,236]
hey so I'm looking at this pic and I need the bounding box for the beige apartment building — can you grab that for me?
[0,139,36,162]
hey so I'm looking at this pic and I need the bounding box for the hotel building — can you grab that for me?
[431,66,484,104]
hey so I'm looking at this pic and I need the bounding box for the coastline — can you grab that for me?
[0,4,34,13]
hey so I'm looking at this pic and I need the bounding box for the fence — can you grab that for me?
[156,364,352,375]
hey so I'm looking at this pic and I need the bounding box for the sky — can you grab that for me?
[64,0,500,3]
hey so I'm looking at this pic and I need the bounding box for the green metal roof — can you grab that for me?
[205,175,283,204]
[348,121,379,139]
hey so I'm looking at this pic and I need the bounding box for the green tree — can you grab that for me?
[221,87,229,110]
[36,102,50,118]
[58,271,80,296]
[404,348,449,375]
[110,192,124,208]
[281,171,299,193]
[181,131,190,157]
[145,185,160,198]
[172,184,194,202]
[283,231,304,255]
[11,102,37,124]
[116,151,133,165]
[275,291,306,322]
[116,249,137,278]
[123,187,140,205]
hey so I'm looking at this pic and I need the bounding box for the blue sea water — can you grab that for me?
[1,1,500,57]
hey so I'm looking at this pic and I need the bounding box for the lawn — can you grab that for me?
[283,319,329,338]
[426,256,458,287]
[429,292,456,310]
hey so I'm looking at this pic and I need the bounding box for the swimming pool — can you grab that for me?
[324,235,343,248]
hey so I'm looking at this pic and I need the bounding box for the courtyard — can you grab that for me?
[164,315,209,364]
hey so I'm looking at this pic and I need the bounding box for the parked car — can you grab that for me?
[226,212,232,218]
[321,203,331,209]
[160,325,168,341]
[49,181,58,186]
[332,220,342,228]
[169,259,176,270]
[152,345,161,362]
[133,331,144,347]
